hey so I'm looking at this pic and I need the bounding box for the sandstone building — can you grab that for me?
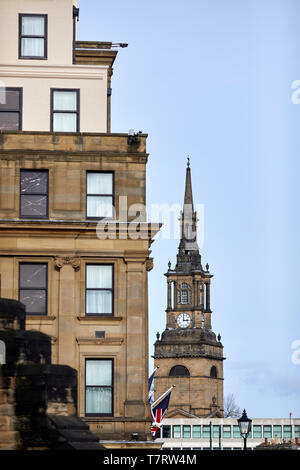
[0,0,160,441]
[154,162,225,418]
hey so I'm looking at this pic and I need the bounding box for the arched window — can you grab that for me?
[169,365,190,377]
[180,283,191,305]
[210,366,217,378]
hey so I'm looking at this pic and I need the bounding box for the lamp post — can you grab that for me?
[238,409,252,451]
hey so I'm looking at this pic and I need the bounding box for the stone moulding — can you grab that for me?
[54,256,81,272]
[76,337,123,346]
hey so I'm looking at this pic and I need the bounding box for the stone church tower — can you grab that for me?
[154,160,225,418]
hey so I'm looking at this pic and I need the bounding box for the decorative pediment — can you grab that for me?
[166,408,199,419]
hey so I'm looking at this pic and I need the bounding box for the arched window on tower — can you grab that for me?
[169,365,190,377]
[180,283,191,305]
[210,366,217,378]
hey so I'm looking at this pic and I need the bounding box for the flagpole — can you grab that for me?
[151,385,175,409]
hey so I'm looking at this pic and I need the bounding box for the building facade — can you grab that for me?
[0,0,160,441]
[154,162,224,417]
[155,417,300,450]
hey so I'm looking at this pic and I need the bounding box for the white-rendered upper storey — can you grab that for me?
[0,0,109,133]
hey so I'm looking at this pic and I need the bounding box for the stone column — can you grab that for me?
[55,257,80,368]
[124,259,147,420]
[205,282,211,312]
[173,281,178,309]
[167,281,172,309]
[192,278,197,307]
[200,282,204,308]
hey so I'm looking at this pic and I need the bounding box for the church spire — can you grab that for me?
[184,156,194,209]
[176,158,202,272]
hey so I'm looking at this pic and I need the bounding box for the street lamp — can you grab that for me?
[238,409,252,451]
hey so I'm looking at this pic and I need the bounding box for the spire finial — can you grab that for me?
[187,156,190,168]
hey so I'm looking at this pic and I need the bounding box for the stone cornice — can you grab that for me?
[76,337,123,346]
[0,131,148,154]
[77,316,123,324]
[0,64,107,80]
[0,221,161,240]
[153,353,225,361]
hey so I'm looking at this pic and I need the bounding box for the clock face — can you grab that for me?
[177,313,191,328]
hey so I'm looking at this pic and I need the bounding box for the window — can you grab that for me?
[203,425,211,439]
[283,425,292,439]
[263,425,272,439]
[253,425,262,438]
[51,89,79,132]
[86,172,114,219]
[223,425,231,438]
[169,365,190,377]
[178,282,191,305]
[183,426,191,438]
[19,14,47,59]
[86,265,113,316]
[192,426,201,438]
[273,425,282,438]
[0,88,22,131]
[85,359,113,416]
[233,425,241,438]
[20,170,48,218]
[213,425,221,438]
[295,425,300,438]
[210,366,217,378]
[173,425,181,438]
[19,263,47,315]
[162,426,171,438]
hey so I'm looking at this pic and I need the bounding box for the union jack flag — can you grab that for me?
[150,386,174,436]
[148,367,158,405]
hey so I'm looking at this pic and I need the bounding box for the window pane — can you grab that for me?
[53,91,77,111]
[295,426,300,438]
[22,16,45,36]
[223,425,231,438]
[53,113,77,132]
[233,425,241,438]
[0,90,20,110]
[19,289,46,314]
[20,195,47,217]
[253,425,262,438]
[19,264,47,288]
[162,426,171,438]
[273,426,282,438]
[213,425,220,438]
[203,425,211,438]
[263,426,272,438]
[86,265,112,289]
[87,196,113,218]
[183,426,191,438]
[86,387,112,414]
[87,173,113,195]
[173,425,181,438]
[0,112,19,131]
[86,360,112,386]
[283,425,292,438]
[86,290,112,315]
[21,38,44,57]
[192,426,201,438]
[21,171,48,194]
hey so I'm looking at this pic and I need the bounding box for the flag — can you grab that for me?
[150,385,174,436]
[148,366,158,404]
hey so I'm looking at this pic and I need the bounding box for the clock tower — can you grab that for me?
[153,160,225,418]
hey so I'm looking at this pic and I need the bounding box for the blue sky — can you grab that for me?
[78,0,300,418]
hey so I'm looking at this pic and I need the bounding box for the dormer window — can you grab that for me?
[19,14,47,59]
